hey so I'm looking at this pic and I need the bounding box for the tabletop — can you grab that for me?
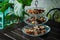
[0,20,60,40]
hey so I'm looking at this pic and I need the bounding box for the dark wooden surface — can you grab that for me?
[0,20,60,40]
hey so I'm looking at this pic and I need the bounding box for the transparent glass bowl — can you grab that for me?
[25,7,45,16]
[22,24,51,37]
[24,16,48,25]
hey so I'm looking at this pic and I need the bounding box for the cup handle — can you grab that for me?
[46,8,60,20]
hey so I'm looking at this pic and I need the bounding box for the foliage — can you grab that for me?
[17,0,32,6]
[16,0,32,21]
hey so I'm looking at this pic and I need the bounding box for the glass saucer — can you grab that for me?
[24,16,48,25]
[22,24,51,37]
[25,7,45,16]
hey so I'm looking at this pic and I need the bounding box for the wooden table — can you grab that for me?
[0,20,60,40]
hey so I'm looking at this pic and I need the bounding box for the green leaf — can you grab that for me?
[25,0,32,6]
[17,0,24,4]
[5,14,19,21]
[17,0,32,6]
[0,3,11,12]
